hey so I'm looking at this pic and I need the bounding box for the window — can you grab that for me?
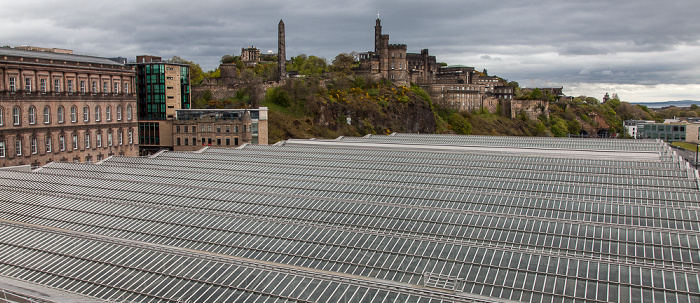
[226,138,230,146]
[67,80,74,93]
[124,82,129,94]
[128,130,133,144]
[83,106,89,122]
[54,79,61,92]
[96,133,102,147]
[103,81,109,93]
[114,82,119,94]
[94,106,101,122]
[234,126,238,133]
[80,80,86,93]
[59,135,65,151]
[176,126,180,133]
[85,133,90,149]
[217,138,221,145]
[0,141,4,157]
[73,134,78,150]
[13,107,20,125]
[15,139,22,156]
[184,138,188,145]
[71,106,77,122]
[106,106,111,121]
[116,106,122,121]
[43,106,50,124]
[118,131,123,145]
[108,132,113,146]
[31,137,37,154]
[0,107,3,126]
[28,106,36,124]
[45,136,51,153]
[192,126,196,133]
[217,126,221,133]
[9,77,16,92]
[92,81,97,93]
[226,125,230,133]
[57,106,65,123]
[40,78,47,93]
[176,138,181,146]
[126,105,132,120]
[25,77,32,91]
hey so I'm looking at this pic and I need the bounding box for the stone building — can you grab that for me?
[357,18,515,113]
[501,99,549,121]
[240,47,260,66]
[0,47,139,168]
[172,108,268,151]
[129,56,191,155]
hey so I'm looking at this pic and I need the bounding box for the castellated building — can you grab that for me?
[0,47,139,168]
[356,18,543,117]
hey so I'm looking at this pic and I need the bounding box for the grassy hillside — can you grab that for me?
[262,76,437,143]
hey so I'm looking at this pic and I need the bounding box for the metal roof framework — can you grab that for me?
[0,134,698,303]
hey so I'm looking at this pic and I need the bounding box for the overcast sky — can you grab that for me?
[2,0,699,103]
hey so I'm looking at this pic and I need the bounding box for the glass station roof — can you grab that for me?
[0,134,698,303]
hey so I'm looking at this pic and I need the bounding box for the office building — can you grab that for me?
[131,55,191,154]
[0,47,139,167]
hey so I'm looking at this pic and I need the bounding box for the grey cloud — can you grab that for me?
[1,0,699,101]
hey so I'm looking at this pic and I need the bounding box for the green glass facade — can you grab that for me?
[638,124,686,141]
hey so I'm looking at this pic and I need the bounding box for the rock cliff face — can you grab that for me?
[316,93,437,134]
[264,80,438,143]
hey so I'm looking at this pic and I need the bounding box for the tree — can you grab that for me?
[171,56,204,85]
[240,69,263,108]
[550,118,569,137]
[288,55,327,76]
[331,53,356,75]
[448,113,472,134]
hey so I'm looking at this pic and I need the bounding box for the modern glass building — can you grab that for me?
[131,56,190,154]
[637,123,688,141]
[0,134,698,302]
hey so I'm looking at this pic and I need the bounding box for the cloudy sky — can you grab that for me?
[2,0,698,103]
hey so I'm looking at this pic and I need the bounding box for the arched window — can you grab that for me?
[106,106,112,121]
[126,105,132,120]
[43,106,51,124]
[57,106,65,123]
[13,107,21,125]
[28,106,36,125]
[94,106,101,122]
[116,105,122,121]
[83,106,89,122]
[70,106,77,123]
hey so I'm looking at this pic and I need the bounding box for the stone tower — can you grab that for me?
[278,19,286,82]
[375,18,382,53]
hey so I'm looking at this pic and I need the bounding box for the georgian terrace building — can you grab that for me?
[0,47,139,167]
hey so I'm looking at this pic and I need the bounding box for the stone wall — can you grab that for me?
[507,99,549,120]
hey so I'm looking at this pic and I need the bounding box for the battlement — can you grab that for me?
[388,44,407,50]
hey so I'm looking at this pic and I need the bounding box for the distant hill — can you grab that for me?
[632,100,700,108]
